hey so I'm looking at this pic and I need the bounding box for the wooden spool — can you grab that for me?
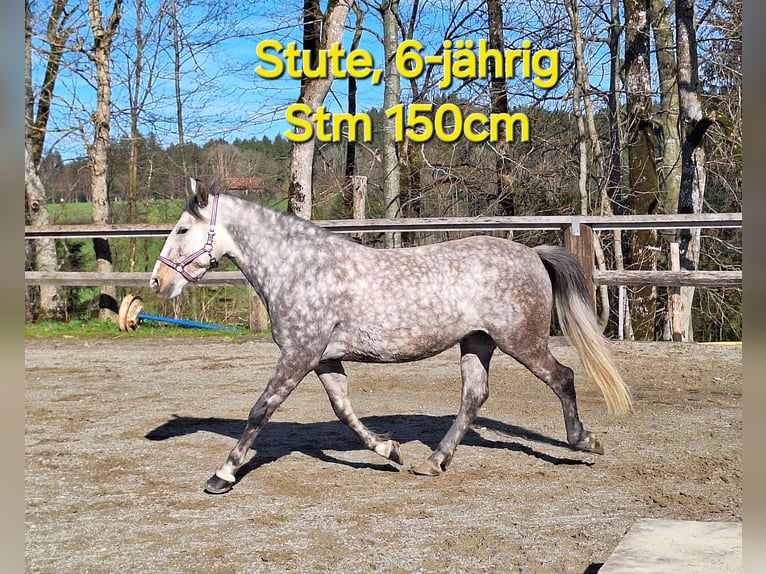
[118,294,145,331]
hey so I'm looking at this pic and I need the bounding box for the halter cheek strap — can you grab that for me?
[156,193,220,284]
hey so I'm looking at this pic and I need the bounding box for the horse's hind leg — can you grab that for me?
[315,360,404,466]
[499,338,603,455]
[411,332,496,476]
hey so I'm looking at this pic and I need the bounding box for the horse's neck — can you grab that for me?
[220,195,321,300]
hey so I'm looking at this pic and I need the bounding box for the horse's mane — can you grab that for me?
[185,194,206,219]
[185,182,352,244]
[185,179,227,220]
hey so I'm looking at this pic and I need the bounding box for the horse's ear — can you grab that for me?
[190,177,209,208]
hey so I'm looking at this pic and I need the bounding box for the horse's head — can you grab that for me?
[150,178,227,299]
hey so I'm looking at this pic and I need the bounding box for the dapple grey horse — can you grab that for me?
[151,179,632,494]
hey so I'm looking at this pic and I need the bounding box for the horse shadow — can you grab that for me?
[145,412,594,479]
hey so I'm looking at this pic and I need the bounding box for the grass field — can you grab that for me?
[31,197,288,330]
[24,317,247,339]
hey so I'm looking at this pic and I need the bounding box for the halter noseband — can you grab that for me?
[156,193,220,284]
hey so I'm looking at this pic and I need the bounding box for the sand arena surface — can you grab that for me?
[25,336,741,573]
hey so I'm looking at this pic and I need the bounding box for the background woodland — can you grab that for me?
[25,0,742,341]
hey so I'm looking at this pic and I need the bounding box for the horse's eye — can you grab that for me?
[177,228,188,235]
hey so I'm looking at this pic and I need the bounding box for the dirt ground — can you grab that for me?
[25,336,741,574]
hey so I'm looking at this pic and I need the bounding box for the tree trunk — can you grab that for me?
[649,0,682,340]
[25,0,71,321]
[127,0,144,272]
[343,3,365,219]
[27,0,73,167]
[623,0,659,340]
[87,0,122,321]
[170,0,188,198]
[564,0,610,329]
[25,143,65,321]
[288,0,355,220]
[381,0,401,246]
[606,0,628,336]
[676,0,713,341]
[487,0,513,222]
[650,0,681,218]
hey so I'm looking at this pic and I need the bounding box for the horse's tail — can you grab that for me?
[535,245,633,415]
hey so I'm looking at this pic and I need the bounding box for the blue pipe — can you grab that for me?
[137,312,240,332]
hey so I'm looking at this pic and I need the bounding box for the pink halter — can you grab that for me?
[156,194,220,284]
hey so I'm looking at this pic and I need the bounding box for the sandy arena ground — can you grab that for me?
[25,336,741,573]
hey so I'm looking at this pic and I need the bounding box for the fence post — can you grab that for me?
[248,287,269,334]
[669,242,682,342]
[352,175,367,241]
[563,218,596,310]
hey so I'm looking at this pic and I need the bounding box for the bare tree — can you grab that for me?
[676,0,715,341]
[118,0,166,270]
[168,0,189,193]
[563,0,614,328]
[85,0,123,321]
[623,0,659,340]
[343,3,366,218]
[25,0,75,321]
[650,0,681,218]
[288,0,355,220]
[487,0,514,223]
[380,0,401,246]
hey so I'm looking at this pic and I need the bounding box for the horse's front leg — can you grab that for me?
[205,355,314,494]
[411,332,496,476]
[315,360,403,466]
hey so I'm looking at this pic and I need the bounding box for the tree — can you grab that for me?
[119,0,167,270]
[343,3,367,221]
[623,0,660,340]
[288,0,355,220]
[675,0,715,341]
[563,0,613,328]
[85,0,123,321]
[380,0,401,247]
[25,0,75,321]
[487,0,513,220]
[650,0,681,220]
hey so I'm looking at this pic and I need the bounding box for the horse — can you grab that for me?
[150,179,632,494]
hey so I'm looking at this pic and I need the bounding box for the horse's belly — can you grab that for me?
[323,322,479,363]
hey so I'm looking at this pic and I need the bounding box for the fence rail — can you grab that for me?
[25,212,742,239]
[23,269,742,288]
[24,213,742,289]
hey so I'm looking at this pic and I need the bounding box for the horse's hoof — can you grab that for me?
[204,474,234,494]
[374,440,404,465]
[409,459,443,476]
[574,433,604,455]
[388,441,404,465]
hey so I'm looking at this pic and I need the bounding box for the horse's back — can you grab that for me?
[324,235,553,362]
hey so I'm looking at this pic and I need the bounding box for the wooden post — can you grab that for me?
[669,242,682,342]
[248,287,269,334]
[351,175,367,241]
[563,219,596,310]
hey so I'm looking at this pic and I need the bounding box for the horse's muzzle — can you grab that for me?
[149,276,160,294]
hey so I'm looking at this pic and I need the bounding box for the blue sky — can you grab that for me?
[31,0,576,162]
[34,1,389,161]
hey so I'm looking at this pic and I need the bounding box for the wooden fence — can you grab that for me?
[25,212,742,338]
[25,212,742,290]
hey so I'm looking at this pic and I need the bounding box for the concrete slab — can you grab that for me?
[599,519,742,574]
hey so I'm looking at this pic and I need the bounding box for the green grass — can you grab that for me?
[32,197,285,329]
[46,198,187,225]
[46,197,288,226]
[25,318,250,339]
